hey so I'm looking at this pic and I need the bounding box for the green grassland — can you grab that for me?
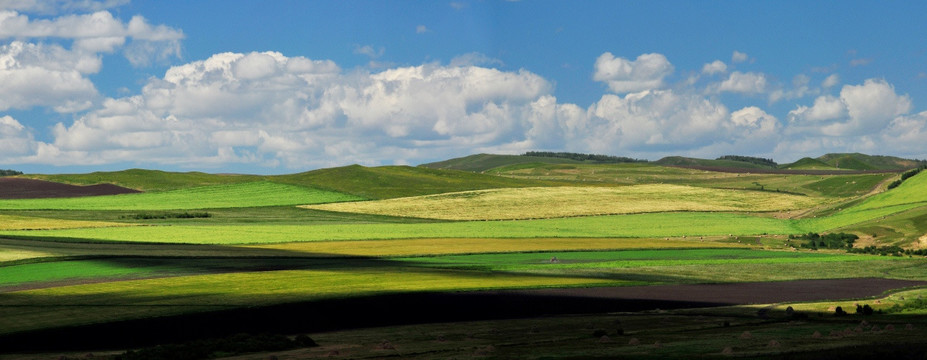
[1,157,925,357]
[22,168,264,191]
[485,162,894,198]
[0,181,361,210]
[420,153,587,172]
[272,164,563,199]
[0,212,804,244]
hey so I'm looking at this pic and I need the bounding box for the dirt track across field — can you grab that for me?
[1,278,923,352]
[0,177,140,199]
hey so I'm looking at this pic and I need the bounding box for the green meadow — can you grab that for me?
[0,181,361,210]
[0,155,925,358]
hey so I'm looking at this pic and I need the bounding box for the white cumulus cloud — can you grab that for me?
[0,41,97,112]
[788,78,911,137]
[593,52,673,93]
[701,60,727,75]
[717,71,767,94]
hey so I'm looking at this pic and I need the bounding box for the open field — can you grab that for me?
[305,185,819,220]
[0,212,803,243]
[0,157,925,357]
[485,162,896,198]
[0,214,130,230]
[0,181,361,210]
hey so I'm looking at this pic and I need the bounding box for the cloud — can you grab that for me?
[7,46,925,170]
[416,24,428,34]
[0,115,37,155]
[850,58,872,67]
[788,78,911,136]
[0,0,129,14]
[0,10,182,41]
[822,74,839,88]
[449,52,502,67]
[43,51,554,168]
[717,71,767,94]
[353,44,383,59]
[0,9,183,66]
[879,111,927,159]
[0,41,97,112]
[701,60,726,75]
[593,52,673,93]
[584,90,730,152]
[449,2,467,10]
[731,50,748,63]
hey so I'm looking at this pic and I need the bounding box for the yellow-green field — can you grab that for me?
[0,214,131,230]
[305,185,821,220]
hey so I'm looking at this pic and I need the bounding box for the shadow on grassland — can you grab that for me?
[1,279,926,352]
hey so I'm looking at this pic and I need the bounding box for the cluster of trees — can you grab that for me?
[716,155,778,167]
[849,245,927,257]
[887,165,926,190]
[0,169,23,176]
[887,297,927,314]
[790,232,858,250]
[523,152,647,163]
[121,212,212,220]
[116,333,316,360]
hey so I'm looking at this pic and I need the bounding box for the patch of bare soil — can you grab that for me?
[0,178,140,199]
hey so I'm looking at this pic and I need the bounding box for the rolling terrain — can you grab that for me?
[0,153,926,359]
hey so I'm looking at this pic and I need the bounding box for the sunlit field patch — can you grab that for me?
[304,185,819,220]
[0,212,800,244]
[0,214,131,230]
[0,182,361,211]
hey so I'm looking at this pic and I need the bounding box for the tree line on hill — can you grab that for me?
[0,169,23,176]
[715,155,778,167]
[887,165,926,190]
[523,152,647,163]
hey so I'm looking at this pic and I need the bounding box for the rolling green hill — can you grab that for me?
[273,164,560,199]
[817,153,925,170]
[653,156,776,169]
[22,169,264,191]
[420,153,586,172]
[780,157,839,170]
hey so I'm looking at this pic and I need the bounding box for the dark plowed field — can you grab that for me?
[1,278,922,352]
[0,178,140,199]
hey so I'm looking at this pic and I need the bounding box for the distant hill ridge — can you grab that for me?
[424,152,925,173]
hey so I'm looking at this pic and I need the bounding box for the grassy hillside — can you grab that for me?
[273,164,560,199]
[780,157,840,170]
[0,182,361,210]
[653,156,776,169]
[817,153,925,170]
[22,169,263,191]
[306,185,818,220]
[419,153,585,172]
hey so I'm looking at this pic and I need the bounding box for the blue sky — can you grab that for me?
[1,0,926,174]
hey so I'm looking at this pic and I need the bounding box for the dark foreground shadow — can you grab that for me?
[0,291,723,352]
[2,278,926,352]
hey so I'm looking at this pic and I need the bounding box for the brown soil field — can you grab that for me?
[0,178,140,199]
